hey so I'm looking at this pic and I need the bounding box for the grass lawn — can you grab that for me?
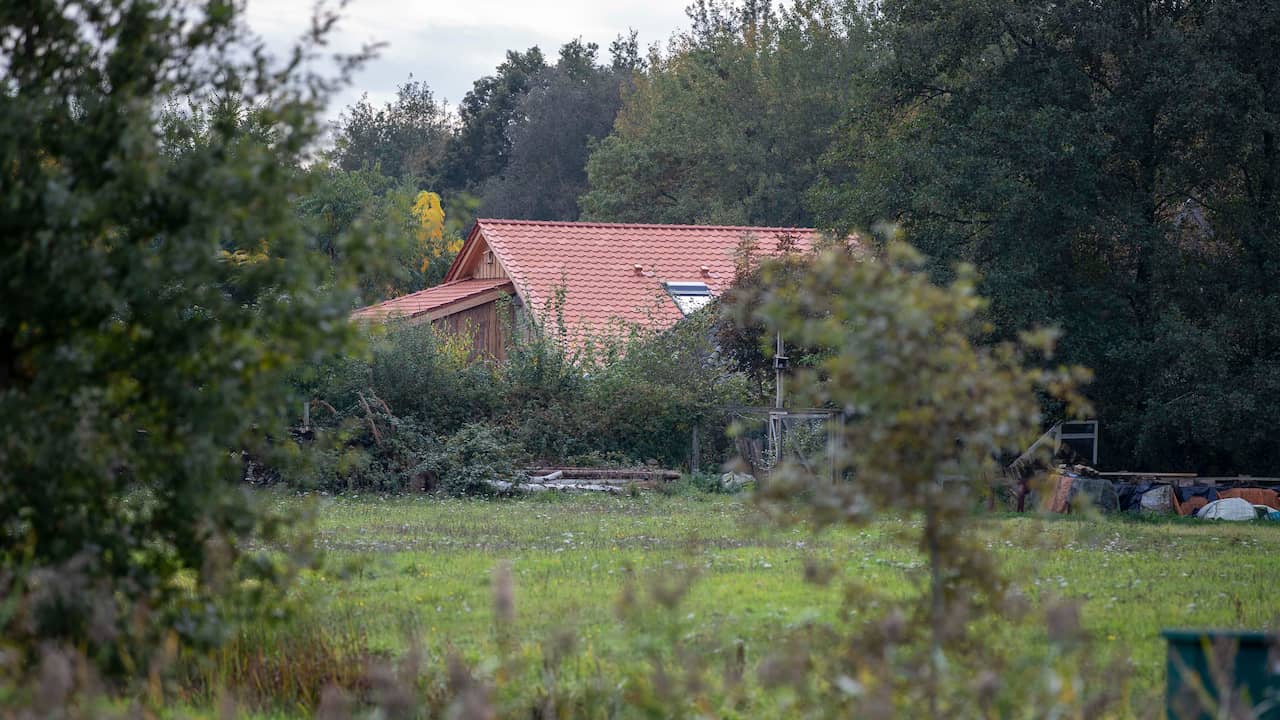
[229,489,1280,716]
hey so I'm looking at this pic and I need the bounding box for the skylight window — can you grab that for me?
[665,281,713,316]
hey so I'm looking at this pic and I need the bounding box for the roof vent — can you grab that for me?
[700,265,711,276]
[633,264,644,275]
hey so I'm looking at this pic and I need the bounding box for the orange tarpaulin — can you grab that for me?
[1172,495,1209,517]
[1219,488,1280,510]
[1048,473,1074,513]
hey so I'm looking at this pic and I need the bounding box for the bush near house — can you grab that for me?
[284,308,753,494]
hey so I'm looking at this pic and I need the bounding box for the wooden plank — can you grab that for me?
[490,480,659,493]
[1098,471,1198,478]
[427,297,515,361]
[1196,477,1280,487]
[525,467,680,482]
[444,227,487,282]
[1098,474,1280,490]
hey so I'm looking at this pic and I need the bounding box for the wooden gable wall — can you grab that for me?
[448,228,512,283]
[431,227,522,360]
[472,247,508,280]
[435,232,514,359]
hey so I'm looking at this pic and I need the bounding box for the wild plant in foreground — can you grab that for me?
[732,237,1127,715]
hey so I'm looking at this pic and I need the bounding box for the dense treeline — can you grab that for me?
[582,0,871,226]
[309,37,642,304]
[326,0,1276,474]
[823,0,1280,475]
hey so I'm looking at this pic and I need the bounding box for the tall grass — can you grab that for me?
[157,492,1280,717]
[183,620,371,712]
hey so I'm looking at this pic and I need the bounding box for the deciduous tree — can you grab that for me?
[331,79,451,184]
[0,0,380,669]
[443,47,548,192]
[816,0,1280,473]
[580,0,873,226]
[479,39,629,220]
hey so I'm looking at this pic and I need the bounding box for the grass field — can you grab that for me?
[220,489,1280,716]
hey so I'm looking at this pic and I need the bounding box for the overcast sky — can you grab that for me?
[245,0,692,124]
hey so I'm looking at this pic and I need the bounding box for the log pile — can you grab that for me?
[488,467,679,493]
[525,467,681,482]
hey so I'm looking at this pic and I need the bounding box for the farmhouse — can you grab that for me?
[351,219,828,357]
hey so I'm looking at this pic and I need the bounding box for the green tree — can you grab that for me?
[443,47,549,192]
[0,0,379,670]
[580,0,873,226]
[297,167,461,302]
[816,0,1280,473]
[479,39,630,220]
[298,164,400,264]
[331,79,451,184]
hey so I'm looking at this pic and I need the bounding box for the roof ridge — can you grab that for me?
[476,218,820,233]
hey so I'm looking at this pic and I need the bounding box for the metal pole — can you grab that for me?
[775,331,784,409]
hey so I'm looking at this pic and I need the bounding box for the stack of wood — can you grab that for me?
[490,467,680,493]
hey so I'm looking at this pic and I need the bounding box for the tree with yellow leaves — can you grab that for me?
[296,175,468,302]
[409,190,462,274]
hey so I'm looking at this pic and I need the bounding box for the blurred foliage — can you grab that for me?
[740,236,1093,714]
[714,229,832,391]
[0,0,382,680]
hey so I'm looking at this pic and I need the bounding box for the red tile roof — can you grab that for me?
[350,277,513,322]
[449,219,831,344]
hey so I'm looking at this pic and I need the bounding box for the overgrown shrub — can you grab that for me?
[742,237,1094,714]
[291,303,759,492]
[435,423,526,495]
[574,310,752,470]
[284,322,509,494]
[495,322,589,463]
[283,410,441,494]
[310,323,499,436]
